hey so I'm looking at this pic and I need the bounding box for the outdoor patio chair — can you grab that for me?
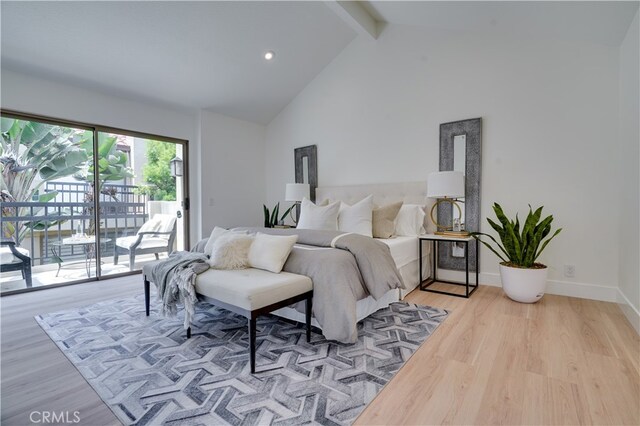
[114,214,177,271]
[0,240,32,288]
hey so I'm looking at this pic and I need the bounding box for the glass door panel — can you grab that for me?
[0,116,96,292]
[97,132,186,276]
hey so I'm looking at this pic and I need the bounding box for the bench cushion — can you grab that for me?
[195,268,312,311]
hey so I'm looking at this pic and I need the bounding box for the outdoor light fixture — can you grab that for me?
[170,156,183,178]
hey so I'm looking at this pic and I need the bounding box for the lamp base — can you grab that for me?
[434,230,470,238]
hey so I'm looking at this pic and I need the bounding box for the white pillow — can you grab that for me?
[394,204,426,236]
[208,233,254,269]
[248,233,298,273]
[203,227,248,257]
[203,227,228,256]
[338,195,374,237]
[138,217,162,234]
[296,198,340,231]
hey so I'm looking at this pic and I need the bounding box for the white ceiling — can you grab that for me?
[1,2,637,124]
[0,1,356,124]
[365,1,639,47]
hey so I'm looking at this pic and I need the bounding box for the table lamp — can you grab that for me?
[427,171,468,237]
[285,183,310,224]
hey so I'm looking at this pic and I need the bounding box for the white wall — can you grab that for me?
[617,11,640,332]
[265,25,621,299]
[199,110,266,236]
[0,69,202,244]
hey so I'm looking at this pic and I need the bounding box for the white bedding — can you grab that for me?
[379,236,420,269]
[378,236,429,297]
[274,181,432,333]
[272,235,429,329]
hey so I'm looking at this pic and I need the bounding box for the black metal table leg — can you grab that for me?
[419,236,479,298]
[419,238,423,288]
[465,240,469,297]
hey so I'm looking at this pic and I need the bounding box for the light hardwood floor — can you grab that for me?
[356,283,640,425]
[1,278,638,425]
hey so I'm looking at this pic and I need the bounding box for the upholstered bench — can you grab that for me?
[143,267,313,373]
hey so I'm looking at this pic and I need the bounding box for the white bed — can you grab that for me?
[378,235,429,298]
[273,182,434,329]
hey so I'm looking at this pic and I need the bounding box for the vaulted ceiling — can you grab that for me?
[2,1,637,124]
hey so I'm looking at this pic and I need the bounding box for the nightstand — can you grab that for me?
[419,234,479,298]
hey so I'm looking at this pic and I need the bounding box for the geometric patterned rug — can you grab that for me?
[35,295,448,425]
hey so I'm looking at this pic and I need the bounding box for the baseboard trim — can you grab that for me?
[435,270,618,302]
[617,289,640,335]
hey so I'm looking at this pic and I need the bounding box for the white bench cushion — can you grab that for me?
[195,268,312,311]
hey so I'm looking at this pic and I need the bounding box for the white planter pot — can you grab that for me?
[499,263,548,303]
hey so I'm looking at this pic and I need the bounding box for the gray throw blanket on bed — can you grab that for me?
[147,251,209,328]
[232,227,405,342]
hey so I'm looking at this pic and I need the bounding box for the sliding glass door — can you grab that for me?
[0,116,98,291]
[0,111,189,293]
[98,132,186,276]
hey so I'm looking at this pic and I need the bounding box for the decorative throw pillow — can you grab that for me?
[372,201,403,238]
[248,233,298,273]
[137,217,162,234]
[296,198,340,231]
[394,204,426,236]
[338,195,374,237]
[208,233,254,269]
[203,227,248,257]
[203,227,228,257]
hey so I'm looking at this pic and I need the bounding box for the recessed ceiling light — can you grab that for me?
[264,51,275,61]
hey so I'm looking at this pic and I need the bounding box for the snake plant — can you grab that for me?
[263,202,294,228]
[472,203,562,268]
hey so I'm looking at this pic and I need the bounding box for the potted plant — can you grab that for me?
[263,202,294,228]
[472,203,562,303]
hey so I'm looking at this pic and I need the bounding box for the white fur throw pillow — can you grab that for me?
[208,233,254,269]
[204,226,249,257]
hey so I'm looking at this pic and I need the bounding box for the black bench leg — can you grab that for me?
[249,317,257,374]
[305,294,312,343]
[144,277,150,316]
[187,327,191,338]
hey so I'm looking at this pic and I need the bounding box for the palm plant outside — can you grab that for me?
[1,118,134,242]
[1,118,90,243]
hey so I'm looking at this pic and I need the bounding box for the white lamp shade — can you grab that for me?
[285,183,310,202]
[427,171,465,198]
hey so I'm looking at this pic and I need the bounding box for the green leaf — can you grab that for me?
[270,203,279,226]
[1,117,15,133]
[263,205,270,227]
[37,191,59,203]
[534,228,562,262]
[280,204,294,222]
[472,233,508,263]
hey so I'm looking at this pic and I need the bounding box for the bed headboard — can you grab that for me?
[316,181,435,232]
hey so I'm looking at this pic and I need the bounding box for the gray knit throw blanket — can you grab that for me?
[147,251,209,328]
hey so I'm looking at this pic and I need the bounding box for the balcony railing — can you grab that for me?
[1,183,148,266]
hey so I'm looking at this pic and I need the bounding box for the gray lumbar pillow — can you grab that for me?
[372,201,404,238]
